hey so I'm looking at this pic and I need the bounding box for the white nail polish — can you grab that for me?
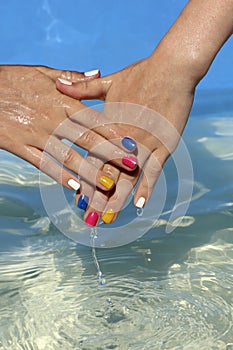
[68,179,80,191]
[57,78,72,86]
[135,197,145,208]
[84,69,99,77]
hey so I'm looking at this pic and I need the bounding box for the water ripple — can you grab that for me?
[1,227,233,349]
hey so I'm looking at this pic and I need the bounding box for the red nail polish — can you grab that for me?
[122,156,137,169]
[85,212,99,226]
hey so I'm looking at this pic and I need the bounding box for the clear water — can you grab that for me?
[1,90,233,349]
[1,1,233,349]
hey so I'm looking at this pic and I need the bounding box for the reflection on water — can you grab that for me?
[0,108,233,349]
[0,227,233,349]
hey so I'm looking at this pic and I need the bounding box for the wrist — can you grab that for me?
[150,38,208,87]
[147,43,201,95]
[149,0,233,88]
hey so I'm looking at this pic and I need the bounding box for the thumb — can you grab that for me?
[36,65,100,82]
[56,75,111,101]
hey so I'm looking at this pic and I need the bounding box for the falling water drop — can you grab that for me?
[136,207,144,217]
[106,298,112,305]
[90,228,106,286]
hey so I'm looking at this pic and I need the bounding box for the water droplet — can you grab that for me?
[136,207,144,216]
[99,278,106,286]
[90,228,106,287]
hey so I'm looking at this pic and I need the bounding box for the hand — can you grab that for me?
[0,65,138,192]
[56,52,196,224]
[56,0,233,225]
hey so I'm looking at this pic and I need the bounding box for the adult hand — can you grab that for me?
[56,0,233,225]
[0,65,138,192]
[56,54,196,224]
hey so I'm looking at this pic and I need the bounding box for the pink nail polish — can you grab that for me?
[122,156,137,169]
[85,212,99,226]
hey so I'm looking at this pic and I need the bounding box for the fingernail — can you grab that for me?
[57,78,72,86]
[122,156,137,169]
[102,209,115,224]
[77,195,89,210]
[135,197,146,208]
[99,176,115,190]
[68,179,80,191]
[85,212,99,226]
[84,69,99,77]
[122,137,136,151]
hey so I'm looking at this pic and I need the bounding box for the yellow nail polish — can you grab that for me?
[99,176,115,189]
[102,209,115,224]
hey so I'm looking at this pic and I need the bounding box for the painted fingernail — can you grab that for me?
[57,78,73,86]
[84,69,99,77]
[68,179,80,191]
[99,176,115,190]
[102,209,115,224]
[85,212,99,226]
[77,195,89,210]
[122,137,136,151]
[135,197,146,208]
[122,156,137,169]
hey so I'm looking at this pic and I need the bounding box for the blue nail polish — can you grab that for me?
[77,195,89,210]
[122,137,136,151]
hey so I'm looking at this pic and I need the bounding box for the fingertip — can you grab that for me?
[121,137,137,152]
[98,174,115,191]
[56,78,84,99]
[102,209,116,224]
[134,196,146,209]
[67,178,81,191]
[122,156,138,170]
[57,78,73,86]
[56,78,73,94]
[84,69,100,79]
[84,211,99,227]
[77,194,89,210]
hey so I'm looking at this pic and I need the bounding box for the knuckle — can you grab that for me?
[40,155,51,171]
[63,148,76,166]
[103,163,120,180]
[91,194,106,211]
[111,148,124,161]
[145,159,162,179]
[87,109,101,126]
[79,130,97,148]
[87,156,103,169]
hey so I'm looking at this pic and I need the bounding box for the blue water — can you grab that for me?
[0,1,233,349]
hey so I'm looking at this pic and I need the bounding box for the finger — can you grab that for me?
[134,148,168,208]
[55,118,138,171]
[36,65,100,82]
[84,190,108,227]
[66,107,138,154]
[75,154,104,210]
[19,145,81,191]
[101,168,140,224]
[76,181,93,210]
[83,162,120,226]
[101,162,121,184]
[43,135,116,191]
[56,75,109,100]
[59,69,100,82]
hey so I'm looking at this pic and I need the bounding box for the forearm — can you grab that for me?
[151,0,233,84]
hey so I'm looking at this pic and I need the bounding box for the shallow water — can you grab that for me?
[0,90,233,349]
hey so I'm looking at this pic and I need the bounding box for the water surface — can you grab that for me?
[0,90,233,349]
